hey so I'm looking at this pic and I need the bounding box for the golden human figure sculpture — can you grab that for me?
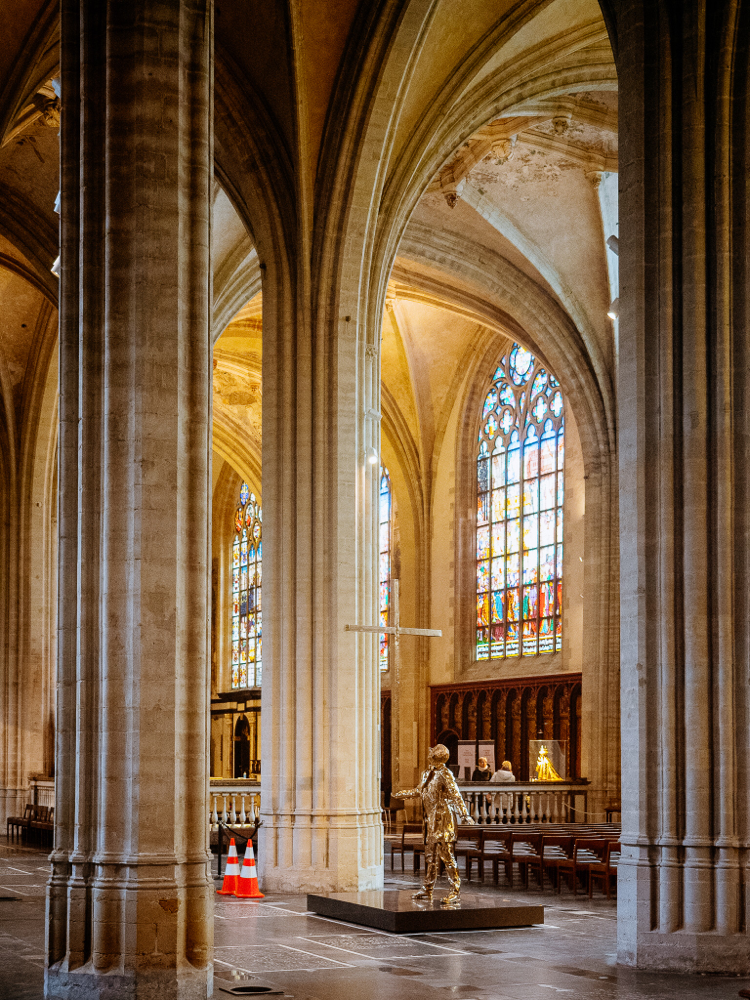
[395,744,474,906]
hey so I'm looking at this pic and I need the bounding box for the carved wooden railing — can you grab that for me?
[456,780,589,824]
[209,779,260,831]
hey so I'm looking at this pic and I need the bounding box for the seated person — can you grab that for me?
[490,760,516,782]
[471,757,492,781]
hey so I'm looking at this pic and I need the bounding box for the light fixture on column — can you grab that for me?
[607,297,619,320]
[366,446,378,465]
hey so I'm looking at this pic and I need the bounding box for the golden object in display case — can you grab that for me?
[533,743,564,782]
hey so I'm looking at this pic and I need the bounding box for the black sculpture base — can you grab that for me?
[306,889,543,934]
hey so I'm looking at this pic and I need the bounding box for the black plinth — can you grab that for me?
[306,890,543,934]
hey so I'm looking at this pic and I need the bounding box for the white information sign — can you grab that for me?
[457,741,475,780]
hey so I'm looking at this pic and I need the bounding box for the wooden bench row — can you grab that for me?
[6,804,54,847]
[392,824,620,898]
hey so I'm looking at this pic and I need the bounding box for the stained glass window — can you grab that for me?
[476,344,564,660]
[379,466,391,672]
[232,484,262,689]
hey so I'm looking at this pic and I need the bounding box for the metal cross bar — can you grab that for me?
[345,580,442,642]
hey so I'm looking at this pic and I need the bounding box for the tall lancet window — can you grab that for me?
[379,465,392,672]
[232,482,262,689]
[476,344,564,660]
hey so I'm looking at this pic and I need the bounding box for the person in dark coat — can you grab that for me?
[472,756,492,781]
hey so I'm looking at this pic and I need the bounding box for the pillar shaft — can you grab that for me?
[258,308,383,893]
[617,0,750,972]
[47,2,213,997]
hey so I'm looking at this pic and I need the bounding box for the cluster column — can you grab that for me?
[258,300,383,892]
[617,0,750,972]
[48,2,213,997]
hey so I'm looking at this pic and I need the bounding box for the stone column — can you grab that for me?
[47,2,213,997]
[258,303,383,893]
[617,0,750,972]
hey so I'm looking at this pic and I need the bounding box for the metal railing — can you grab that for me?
[29,777,55,808]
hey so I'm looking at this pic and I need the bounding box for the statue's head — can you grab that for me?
[427,744,450,766]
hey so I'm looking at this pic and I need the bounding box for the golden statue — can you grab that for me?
[534,743,563,781]
[395,744,474,906]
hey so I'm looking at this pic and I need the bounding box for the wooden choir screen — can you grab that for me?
[430,673,582,781]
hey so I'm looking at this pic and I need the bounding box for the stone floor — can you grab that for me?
[1,837,749,999]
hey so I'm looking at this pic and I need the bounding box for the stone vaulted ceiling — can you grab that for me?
[0,0,617,496]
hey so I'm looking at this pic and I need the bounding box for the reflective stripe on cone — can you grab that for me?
[234,841,264,898]
[216,838,241,895]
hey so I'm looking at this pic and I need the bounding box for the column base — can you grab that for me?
[618,931,750,974]
[258,812,384,893]
[617,848,750,973]
[45,965,213,1000]
[260,863,384,894]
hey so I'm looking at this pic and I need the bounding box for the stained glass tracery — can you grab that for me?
[379,466,391,672]
[476,344,564,660]
[232,484,262,689]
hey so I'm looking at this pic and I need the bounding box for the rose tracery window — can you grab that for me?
[379,465,391,672]
[231,482,262,689]
[476,344,564,660]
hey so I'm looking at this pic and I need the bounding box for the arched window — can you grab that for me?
[476,344,564,660]
[379,465,392,672]
[232,482,262,689]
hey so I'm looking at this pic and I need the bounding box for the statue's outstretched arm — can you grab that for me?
[394,787,419,799]
[446,773,473,821]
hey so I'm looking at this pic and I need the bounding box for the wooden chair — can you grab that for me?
[453,827,483,880]
[26,805,46,845]
[7,804,33,843]
[605,802,621,823]
[30,806,54,848]
[392,823,423,871]
[588,840,620,898]
[512,832,543,889]
[382,796,405,834]
[474,829,513,884]
[525,834,574,891]
[557,838,608,895]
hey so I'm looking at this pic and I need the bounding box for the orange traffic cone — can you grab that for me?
[234,841,264,899]
[216,839,240,895]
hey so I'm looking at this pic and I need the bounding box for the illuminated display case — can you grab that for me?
[529,739,567,781]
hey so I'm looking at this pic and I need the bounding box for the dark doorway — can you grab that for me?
[381,693,392,804]
[437,729,459,772]
[234,713,251,778]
